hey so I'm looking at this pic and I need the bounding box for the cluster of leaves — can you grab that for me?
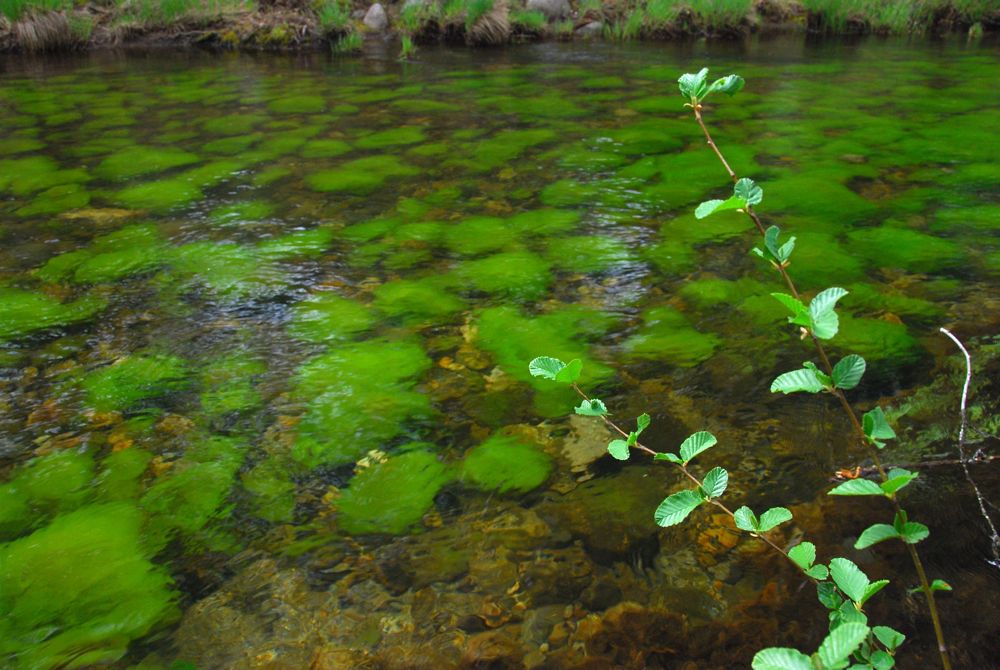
[530,355,910,669]
[524,67,954,669]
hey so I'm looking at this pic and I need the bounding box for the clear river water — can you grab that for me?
[1,36,999,669]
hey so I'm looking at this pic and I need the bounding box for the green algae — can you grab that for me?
[168,242,286,299]
[443,216,518,256]
[300,139,352,159]
[764,174,879,229]
[466,129,558,170]
[0,504,177,670]
[846,226,963,273]
[141,437,245,552]
[0,289,106,342]
[337,448,453,535]
[242,460,297,523]
[0,449,94,540]
[372,277,466,322]
[846,283,944,322]
[209,200,274,225]
[95,449,153,504]
[507,208,581,236]
[624,306,720,367]
[256,227,334,260]
[94,146,200,181]
[456,250,552,300]
[268,95,327,114]
[199,354,266,419]
[114,178,202,212]
[643,239,697,276]
[291,338,432,468]
[545,235,631,273]
[0,156,90,197]
[461,434,551,495]
[38,224,166,285]
[305,156,418,194]
[203,133,263,155]
[0,136,44,155]
[778,230,865,287]
[355,126,426,150]
[930,204,1000,234]
[82,354,188,412]
[832,314,921,364]
[288,293,375,343]
[16,183,90,216]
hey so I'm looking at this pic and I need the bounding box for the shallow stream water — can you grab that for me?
[1,36,999,669]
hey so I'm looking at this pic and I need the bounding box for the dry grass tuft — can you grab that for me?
[467,0,508,44]
[12,9,86,50]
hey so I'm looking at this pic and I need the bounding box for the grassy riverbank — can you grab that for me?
[0,0,996,52]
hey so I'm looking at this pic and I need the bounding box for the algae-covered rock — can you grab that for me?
[832,314,921,364]
[624,306,720,367]
[256,226,334,260]
[0,503,177,670]
[507,208,581,236]
[16,183,90,216]
[268,95,327,114]
[168,241,286,299]
[466,129,558,170]
[461,433,552,495]
[288,293,375,343]
[355,126,426,150]
[94,145,199,181]
[372,277,466,322]
[242,460,297,523]
[545,235,631,273]
[37,223,166,285]
[300,139,352,159]
[291,338,433,468]
[306,155,418,194]
[443,216,519,256]
[199,353,266,419]
[114,178,202,212]
[846,226,964,274]
[0,449,94,540]
[209,200,274,225]
[456,250,552,300]
[82,354,189,412]
[0,289,106,342]
[337,447,454,535]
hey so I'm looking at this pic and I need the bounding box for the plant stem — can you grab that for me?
[569,383,813,579]
[690,104,952,669]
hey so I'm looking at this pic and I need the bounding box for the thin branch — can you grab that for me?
[939,328,1000,569]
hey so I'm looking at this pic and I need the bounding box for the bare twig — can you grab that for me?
[939,328,1000,569]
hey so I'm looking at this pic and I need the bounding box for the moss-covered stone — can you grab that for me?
[305,156,418,194]
[461,434,551,494]
[94,146,199,181]
[372,278,466,322]
[507,209,581,236]
[82,353,189,412]
[456,250,552,300]
[355,127,426,150]
[38,224,166,285]
[0,289,106,342]
[846,227,964,273]
[268,95,327,114]
[16,183,90,217]
[443,216,519,256]
[114,178,202,212]
[299,139,352,159]
[337,448,454,535]
[288,293,375,343]
[0,504,177,670]
[545,235,631,273]
[624,306,720,367]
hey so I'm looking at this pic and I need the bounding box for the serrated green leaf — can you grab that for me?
[653,489,704,527]
[554,358,583,383]
[528,356,565,380]
[636,413,651,434]
[862,407,896,442]
[764,225,781,257]
[880,469,917,495]
[818,581,844,610]
[771,368,825,394]
[809,287,849,340]
[807,564,830,580]
[734,505,758,532]
[758,507,792,532]
[872,625,905,651]
[770,292,811,326]
[833,354,866,390]
[708,74,745,96]
[778,237,796,262]
[803,361,833,387]
[788,541,816,570]
[654,452,682,464]
[751,647,813,670]
[871,650,895,670]
[835,599,869,626]
[817,622,870,668]
[701,466,728,499]
[695,195,744,219]
[574,398,608,417]
[678,430,717,464]
[678,67,709,100]
[898,521,929,544]
[829,479,885,496]
[859,579,889,607]
[855,523,899,549]
[930,579,952,592]
[607,439,630,461]
[735,177,763,206]
[830,558,870,603]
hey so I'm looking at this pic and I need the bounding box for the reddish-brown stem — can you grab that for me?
[690,104,950,669]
